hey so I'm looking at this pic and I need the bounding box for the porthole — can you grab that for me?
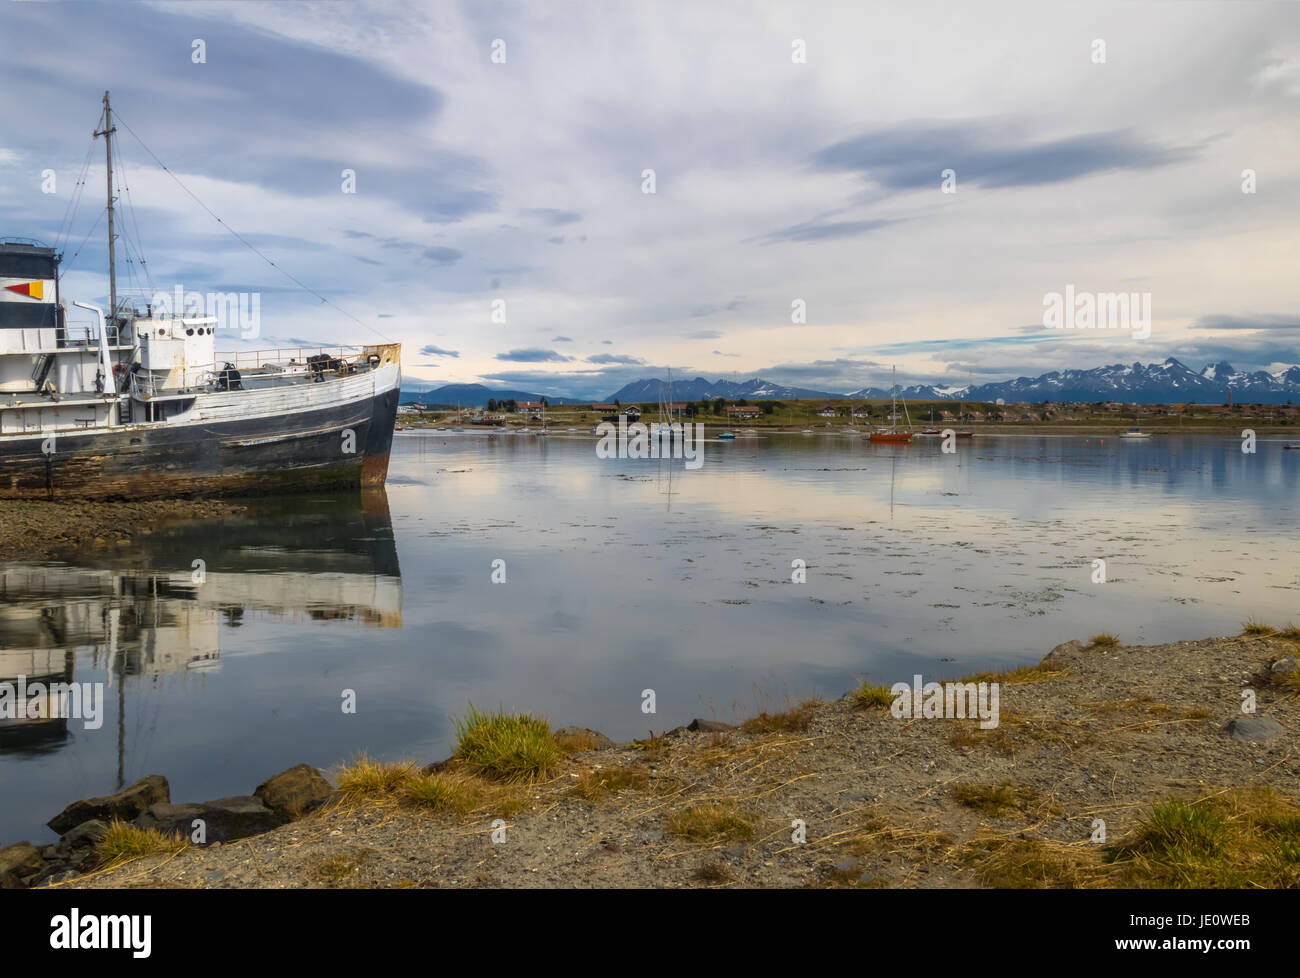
[186,328,194,336]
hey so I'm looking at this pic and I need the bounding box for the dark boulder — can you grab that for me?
[47,775,169,834]
[553,726,616,750]
[56,818,110,855]
[253,764,333,820]
[136,796,279,843]
[1225,716,1285,742]
[686,718,737,733]
[0,842,46,887]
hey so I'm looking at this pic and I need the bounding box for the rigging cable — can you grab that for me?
[114,133,155,296]
[54,132,96,253]
[112,109,391,343]
[64,206,108,270]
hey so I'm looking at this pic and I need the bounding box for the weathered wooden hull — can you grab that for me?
[0,384,399,501]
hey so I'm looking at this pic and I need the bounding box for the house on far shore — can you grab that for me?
[727,405,761,419]
[851,406,872,419]
[817,404,838,418]
[517,401,544,416]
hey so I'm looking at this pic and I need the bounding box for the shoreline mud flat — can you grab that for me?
[20,630,1297,890]
[0,499,248,561]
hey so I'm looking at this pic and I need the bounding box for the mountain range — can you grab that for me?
[399,382,585,406]
[610,359,1300,405]
[405,359,1300,407]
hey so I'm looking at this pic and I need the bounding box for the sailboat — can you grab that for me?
[868,367,912,443]
[954,373,974,437]
[652,368,676,439]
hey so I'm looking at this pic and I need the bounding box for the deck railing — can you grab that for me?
[213,346,367,371]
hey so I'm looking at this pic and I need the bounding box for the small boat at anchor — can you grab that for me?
[1119,428,1151,439]
[867,366,912,444]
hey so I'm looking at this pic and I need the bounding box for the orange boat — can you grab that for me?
[868,430,912,443]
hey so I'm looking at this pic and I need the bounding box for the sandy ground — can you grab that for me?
[54,631,1298,889]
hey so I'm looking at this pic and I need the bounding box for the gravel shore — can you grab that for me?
[46,630,1298,889]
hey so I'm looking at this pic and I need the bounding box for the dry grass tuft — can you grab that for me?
[569,766,651,801]
[96,820,187,865]
[336,755,417,801]
[667,802,757,843]
[741,700,821,733]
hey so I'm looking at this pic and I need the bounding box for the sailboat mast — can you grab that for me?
[94,91,118,321]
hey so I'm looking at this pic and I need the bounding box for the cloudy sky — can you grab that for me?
[1,0,1297,398]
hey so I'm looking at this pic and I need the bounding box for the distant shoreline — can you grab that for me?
[399,420,1298,437]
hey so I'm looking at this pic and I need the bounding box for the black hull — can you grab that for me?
[0,388,399,501]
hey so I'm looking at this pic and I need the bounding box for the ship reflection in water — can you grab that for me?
[0,492,401,842]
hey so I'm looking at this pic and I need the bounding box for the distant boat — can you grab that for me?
[915,428,941,436]
[1283,444,1300,450]
[868,366,912,444]
[717,431,736,440]
[1119,428,1151,439]
[955,430,974,439]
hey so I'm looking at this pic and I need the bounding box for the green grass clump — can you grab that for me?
[403,772,483,814]
[667,803,756,843]
[453,704,562,782]
[336,755,417,800]
[96,820,187,864]
[850,682,895,709]
[1107,789,1300,887]
[1276,622,1300,640]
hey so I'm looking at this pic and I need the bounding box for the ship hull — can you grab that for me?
[0,369,400,501]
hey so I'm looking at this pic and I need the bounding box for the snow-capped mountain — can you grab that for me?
[608,376,845,402]
[607,359,1300,404]
[959,358,1298,404]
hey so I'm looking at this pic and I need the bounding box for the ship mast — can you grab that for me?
[94,91,117,322]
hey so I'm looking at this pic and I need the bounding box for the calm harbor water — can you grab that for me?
[2,431,1297,843]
